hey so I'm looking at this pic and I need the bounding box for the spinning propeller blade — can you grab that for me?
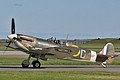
[4,18,16,53]
[11,18,15,34]
[3,41,12,53]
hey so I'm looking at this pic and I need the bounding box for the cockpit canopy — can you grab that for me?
[47,37,61,44]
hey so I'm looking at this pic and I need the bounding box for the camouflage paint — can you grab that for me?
[8,34,115,65]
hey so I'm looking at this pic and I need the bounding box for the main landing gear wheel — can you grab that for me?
[32,60,41,68]
[22,60,30,68]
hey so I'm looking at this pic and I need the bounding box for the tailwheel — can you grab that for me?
[32,60,41,68]
[21,60,30,68]
[101,62,107,68]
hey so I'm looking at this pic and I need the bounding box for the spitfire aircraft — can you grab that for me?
[5,18,115,68]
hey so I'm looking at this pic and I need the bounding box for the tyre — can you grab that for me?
[21,60,30,68]
[32,60,41,68]
[22,63,29,68]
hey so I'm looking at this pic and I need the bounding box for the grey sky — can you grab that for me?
[0,0,120,39]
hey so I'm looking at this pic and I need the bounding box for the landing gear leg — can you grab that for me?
[21,55,31,68]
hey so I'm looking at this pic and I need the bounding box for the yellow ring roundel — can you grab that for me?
[71,45,80,57]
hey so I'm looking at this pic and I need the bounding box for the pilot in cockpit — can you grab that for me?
[47,37,61,44]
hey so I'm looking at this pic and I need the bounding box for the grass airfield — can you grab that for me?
[0,39,120,80]
[80,38,120,52]
[0,57,120,65]
[0,71,120,80]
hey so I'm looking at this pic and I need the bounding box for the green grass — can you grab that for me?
[0,57,119,65]
[109,59,120,65]
[0,57,97,65]
[0,46,15,51]
[0,71,120,80]
[0,57,24,65]
[80,39,120,52]
[41,59,97,65]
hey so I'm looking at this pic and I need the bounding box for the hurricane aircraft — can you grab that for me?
[5,18,115,68]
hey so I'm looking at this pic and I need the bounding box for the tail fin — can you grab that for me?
[100,43,114,63]
[100,43,114,58]
[96,43,115,68]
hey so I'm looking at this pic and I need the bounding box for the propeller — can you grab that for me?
[11,18,15,34]
[8,18,15,46]
[65,34,69,46]
[3,41,12,55]
[65,34,69,43]
[4,18,16,53]
[6,41,12,47]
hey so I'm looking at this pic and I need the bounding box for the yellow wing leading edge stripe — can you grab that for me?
[71,45,80,57]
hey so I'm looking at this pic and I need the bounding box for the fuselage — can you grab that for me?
[7,34,97,62]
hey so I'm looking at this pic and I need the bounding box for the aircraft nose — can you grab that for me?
[7,34,17,40]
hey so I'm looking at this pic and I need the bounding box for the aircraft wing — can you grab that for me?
[27,46,79,59]
[30,46,81,59]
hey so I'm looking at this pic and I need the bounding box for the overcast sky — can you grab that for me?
[0,0,120,39]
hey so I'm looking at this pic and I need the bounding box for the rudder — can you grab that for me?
[96,43,115,68]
